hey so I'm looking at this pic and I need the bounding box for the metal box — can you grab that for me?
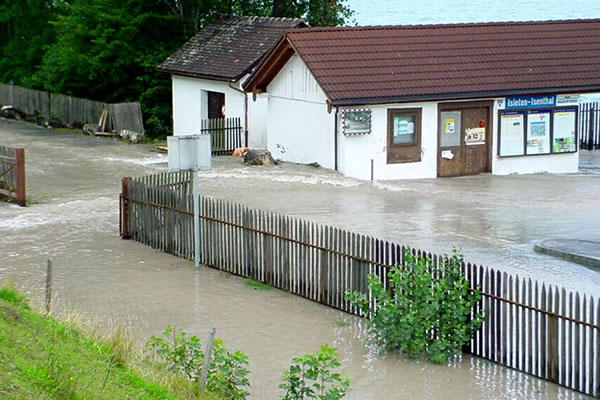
[167,134,212,171]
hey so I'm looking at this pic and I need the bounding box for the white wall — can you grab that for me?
[248,93,268,148]
[266,55,335,168]
[171,75,268,148]
[338,102,438,180]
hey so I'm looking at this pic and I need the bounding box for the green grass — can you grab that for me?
[245,279,273,291]
[0,287,217,400]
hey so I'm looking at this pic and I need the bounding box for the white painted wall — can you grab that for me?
[171,75,268,147]
[248,93,268,148]
[338,102,438,180]
[265,55,335,168]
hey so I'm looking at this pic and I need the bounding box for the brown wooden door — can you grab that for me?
[438,104,490,177]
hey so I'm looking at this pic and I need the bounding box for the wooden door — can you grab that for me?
[207,91,225,119]
[438,104,490,177]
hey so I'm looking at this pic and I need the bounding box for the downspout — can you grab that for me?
[228,81,249,147]
[334,106,339,171]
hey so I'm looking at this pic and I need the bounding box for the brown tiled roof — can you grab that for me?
[244,19,600,105]
[158,15,306,81]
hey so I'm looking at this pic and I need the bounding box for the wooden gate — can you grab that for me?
[438,101,492,177]
[0,145,25,206]
[200,117,245,155]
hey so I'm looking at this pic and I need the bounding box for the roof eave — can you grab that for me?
[157,68,245,82]
[331,86,600,106]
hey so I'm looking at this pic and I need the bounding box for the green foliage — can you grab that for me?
[147,325,250,399]
[279,344,351,400]
[0,288,186,400]
[0,286,28,306]
[246,278,273,290]
[0,0,355,138]
[346,249,485,364]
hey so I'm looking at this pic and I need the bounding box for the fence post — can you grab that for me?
[588,107,595,151]
[45,259,52,314]
[9,80,14,105]
[547,290,559,383]
[200,327,216,392]
[120,177,131,239]
[15,148,26,207]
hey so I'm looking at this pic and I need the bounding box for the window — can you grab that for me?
[387,108,422,163]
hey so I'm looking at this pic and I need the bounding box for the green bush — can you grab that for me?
[346,248,485,364]
[279,344,351,400]
[146,325,250,399]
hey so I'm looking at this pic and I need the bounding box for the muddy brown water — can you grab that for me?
[0,120,596,399]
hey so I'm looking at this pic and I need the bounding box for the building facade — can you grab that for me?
[245,20,600,180]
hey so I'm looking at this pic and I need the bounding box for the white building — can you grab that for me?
[244,20,600,180]
[158,15,306,148]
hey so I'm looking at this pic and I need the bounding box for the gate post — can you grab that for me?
[120,177,131,239]
[15,148,25,207]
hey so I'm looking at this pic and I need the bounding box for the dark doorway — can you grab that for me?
[438,101,493,177]
[207,91,225,119]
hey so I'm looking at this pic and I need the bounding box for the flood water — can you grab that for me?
[0,119,596,399]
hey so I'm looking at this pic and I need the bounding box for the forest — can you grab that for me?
[0,0,353,137]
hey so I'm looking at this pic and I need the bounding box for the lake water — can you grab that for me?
[346,0,600,26]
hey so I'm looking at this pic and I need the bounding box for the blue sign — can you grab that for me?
[505,95,556,109]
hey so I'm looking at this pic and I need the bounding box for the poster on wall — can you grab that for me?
[440,111,461,147]
[342,109,371,136]
[552,108,577,153]
[465,127,485,145]
[526,110,551,154]
[499,111,525,156]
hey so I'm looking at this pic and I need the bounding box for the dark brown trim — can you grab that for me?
[386,108,422,164]
[158,69,241,82]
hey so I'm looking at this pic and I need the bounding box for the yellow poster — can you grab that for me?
[444,119,455,134]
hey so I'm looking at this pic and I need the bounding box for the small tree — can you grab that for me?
[146,325,250,399]
[279,344,350,400]
[346,249,485,364]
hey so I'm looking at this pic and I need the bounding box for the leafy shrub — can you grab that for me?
[147,325,250,399]
[346,249,485,364]
[279,344,350,400]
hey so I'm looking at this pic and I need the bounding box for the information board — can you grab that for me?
[499,111,525,156]
[526,110,551,154]
[552,108,577,153]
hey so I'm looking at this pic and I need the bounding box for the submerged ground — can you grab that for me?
[1,119,598,399]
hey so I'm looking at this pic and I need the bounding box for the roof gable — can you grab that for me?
[244,19,600,104]
[158,15,306,81]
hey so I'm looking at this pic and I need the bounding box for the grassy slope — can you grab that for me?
[0,288,206,400]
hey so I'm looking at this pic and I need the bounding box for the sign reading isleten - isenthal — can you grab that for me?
[506,95,556,109]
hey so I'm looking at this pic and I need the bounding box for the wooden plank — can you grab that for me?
[548,288,559,383]
[560,287,567,387]
[527,278,533,374]
[590,298,600,397]
[540,285,547,379]
[574,292,581,392]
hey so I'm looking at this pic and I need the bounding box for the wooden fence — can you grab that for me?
[0,82,144,133]
[200,117,245,155]
[580,102,600,150]
[120,171,600,398]
[0,145,25,206]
